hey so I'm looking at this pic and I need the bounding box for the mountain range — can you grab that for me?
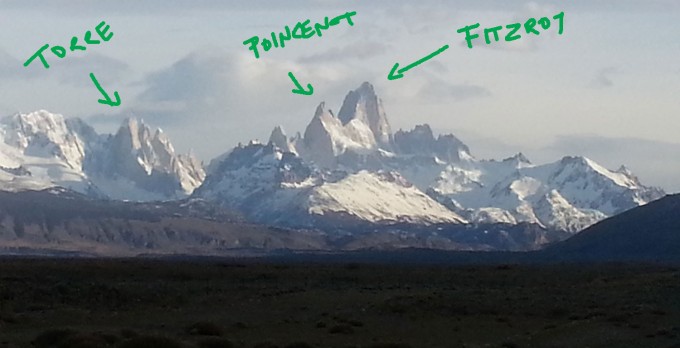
[0,82,667,253]
[196,82,664,236]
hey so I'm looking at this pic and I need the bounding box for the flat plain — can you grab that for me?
[0,258,679,348]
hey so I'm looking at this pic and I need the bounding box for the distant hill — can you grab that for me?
[542,194,680,261]
[0,188,325,256]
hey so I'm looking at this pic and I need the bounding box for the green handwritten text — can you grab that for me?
[24,21,121,107]
[458,11,565,49]
[243,11,357,59]
[24,21,114,69]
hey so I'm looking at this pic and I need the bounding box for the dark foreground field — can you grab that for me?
[1,259,679,348]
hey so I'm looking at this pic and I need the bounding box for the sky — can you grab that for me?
[0,0,679,192]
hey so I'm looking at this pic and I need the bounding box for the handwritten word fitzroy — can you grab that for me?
[457,12,564,49]
[243,11,357,59]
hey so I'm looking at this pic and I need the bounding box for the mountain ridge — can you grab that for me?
[0,82,666,252]
[0,110,205,201]
[197,82,663,239]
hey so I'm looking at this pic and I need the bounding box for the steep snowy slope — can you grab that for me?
[0,111,205,200]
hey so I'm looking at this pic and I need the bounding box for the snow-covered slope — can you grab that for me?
[194,142,464,227]
[0,110,205,200]
[199,82,664,233]
[426,154,662,232]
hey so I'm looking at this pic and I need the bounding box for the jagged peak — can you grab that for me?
[271,125,285,135]
[560,155,590,166]
[3,110,67,129]
[336,82,393,149]
[312,102,333,119]
[153,128,167,140]
[397,124,435,138]
[14,109,62,119]
[118,117,165,141]
[557,156,606,175]
[503,152,531,164]
[338,83,378,125]
[268,125,290,150]
[120,117,138,128]
[356,81,377,97]
[616,165,633,176]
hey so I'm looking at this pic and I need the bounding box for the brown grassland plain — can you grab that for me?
[0,258,679,348]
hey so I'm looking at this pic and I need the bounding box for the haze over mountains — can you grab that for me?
[0,82,670,255]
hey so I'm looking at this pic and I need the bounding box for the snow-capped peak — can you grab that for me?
[503,153,531,165]
[91,117,206,198]
[0,111,206,201]
[301,101,377,168]
[268,125,297,155]
[393,124,472,162]
[337,82,394,150]
[1,110,89,170]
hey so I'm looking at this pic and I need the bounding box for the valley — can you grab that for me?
[1,259,679,348]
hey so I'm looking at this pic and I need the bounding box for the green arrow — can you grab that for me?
[288,72,314,96]
[388,44,450,81]
[89,73,121,107]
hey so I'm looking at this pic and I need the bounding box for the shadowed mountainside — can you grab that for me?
[542,194,680,261]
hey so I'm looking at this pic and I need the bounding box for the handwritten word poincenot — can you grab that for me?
[457,11,564,49]
[243,11,357,59]
[24,21,114,69]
